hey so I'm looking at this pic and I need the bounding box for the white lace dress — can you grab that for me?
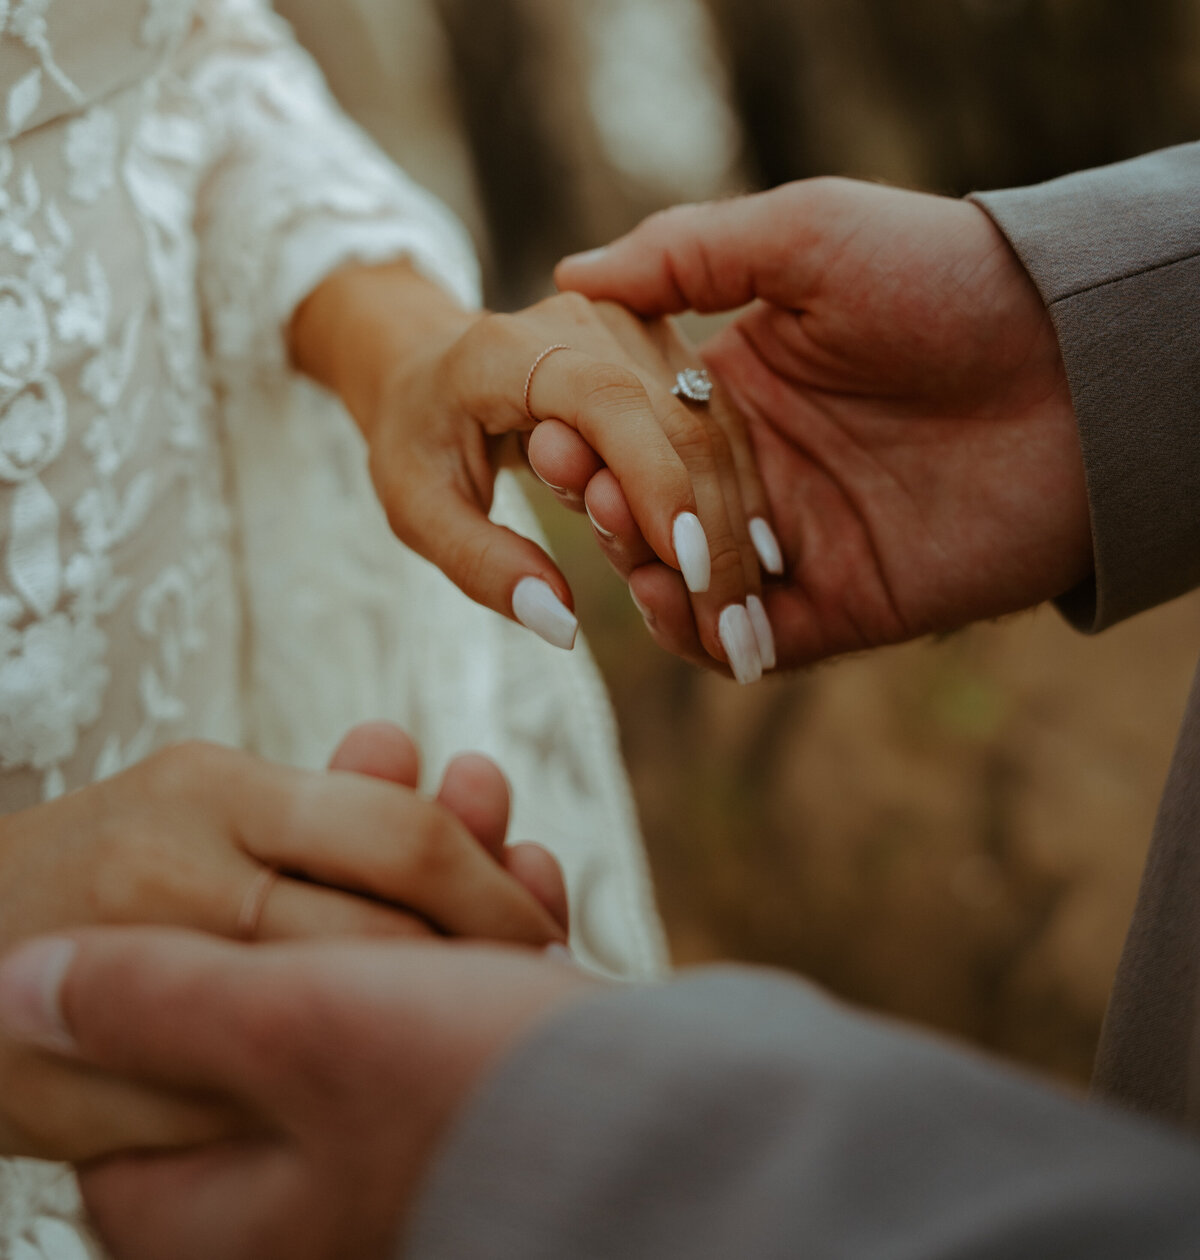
[0,1,666,1253]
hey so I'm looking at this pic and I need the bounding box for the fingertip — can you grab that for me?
[512,576,579,651]
[749,517,785,576]
[505,843,570,937]
[0,936,78,1056]
[437,754,512,857]
[328,723,421,787]
[527,418,603,498]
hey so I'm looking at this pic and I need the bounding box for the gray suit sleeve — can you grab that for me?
[971,142,1200,632]
[403,968,1200,1260]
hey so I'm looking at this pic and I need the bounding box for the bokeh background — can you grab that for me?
[278,0,1200,1087]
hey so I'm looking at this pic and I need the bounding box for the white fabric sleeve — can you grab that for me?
[177,0,481,384]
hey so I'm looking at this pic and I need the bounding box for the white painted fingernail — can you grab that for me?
[749,518,784,575]
[746,595,776,671]
[535,471,568,493]
[719,605,763,686]
[0,938,78,1055]
[586,504,616,541]
[673,512,711,593]
[513,578,578,651]
[562,246,609,268]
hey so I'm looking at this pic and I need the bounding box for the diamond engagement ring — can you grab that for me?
[671,367,714,404]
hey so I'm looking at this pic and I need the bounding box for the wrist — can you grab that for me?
[289,261,479,443]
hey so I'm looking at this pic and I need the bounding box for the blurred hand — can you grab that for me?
[553,178,1093,670]
[0,930,596,1260]
[290,264,780,683]
[0,728,566,1161]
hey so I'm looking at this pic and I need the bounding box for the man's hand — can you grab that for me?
[552,178,1093,670]
[0,931,595,1260]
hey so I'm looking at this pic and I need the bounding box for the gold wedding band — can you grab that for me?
[237,867,280,941]
[523,344,572,422]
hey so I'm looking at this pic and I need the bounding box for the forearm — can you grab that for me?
[288,261,479,441]
[406,968,1200,1259]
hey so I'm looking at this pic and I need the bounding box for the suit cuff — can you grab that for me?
[971,143,1200,632]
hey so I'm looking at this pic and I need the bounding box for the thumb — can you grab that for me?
[554,187,811,316]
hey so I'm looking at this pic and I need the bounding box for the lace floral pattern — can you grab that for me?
[0,1,663,1253]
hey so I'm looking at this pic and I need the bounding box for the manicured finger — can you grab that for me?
[524,350,714,592]
[504,843,570,935]
[397,475,579,652]
[584,468,655,575]
[701,358,784,578]
[527,344,755,674]
[526,419,602,508]
[436,754,511,859]
[587,305,772,675]
[629,563,731,677]
[327,722,421,786]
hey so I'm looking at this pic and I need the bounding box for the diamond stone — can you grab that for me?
[672,367,714,403]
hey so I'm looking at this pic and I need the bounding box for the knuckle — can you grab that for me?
[709,540,746,584]
[579,364,647,418]
[137,741,236,803]
[538,290,593,325]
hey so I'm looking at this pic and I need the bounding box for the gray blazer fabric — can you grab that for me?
[406,970,1200,1259]
[976,143,1200,1125]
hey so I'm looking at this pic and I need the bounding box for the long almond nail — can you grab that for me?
[747,595,777,671]
[749,518,784,575]
[673,512,711,593]
[513,578,578,651]
[0,938,79,1055]
[718,605,763,686]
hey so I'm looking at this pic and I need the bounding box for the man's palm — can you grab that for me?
[559,179,1092,668]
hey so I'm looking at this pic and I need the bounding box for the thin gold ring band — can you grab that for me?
[523,344,572,422]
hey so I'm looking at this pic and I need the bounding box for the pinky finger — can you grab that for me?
[629,563,733,678]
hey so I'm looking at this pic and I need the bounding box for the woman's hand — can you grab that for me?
[289,263,780,684]
[0,732,566,1161]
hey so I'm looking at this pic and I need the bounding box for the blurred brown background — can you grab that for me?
[278,0,1200,1086]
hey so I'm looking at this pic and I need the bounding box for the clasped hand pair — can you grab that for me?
[295,179,1092,680]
